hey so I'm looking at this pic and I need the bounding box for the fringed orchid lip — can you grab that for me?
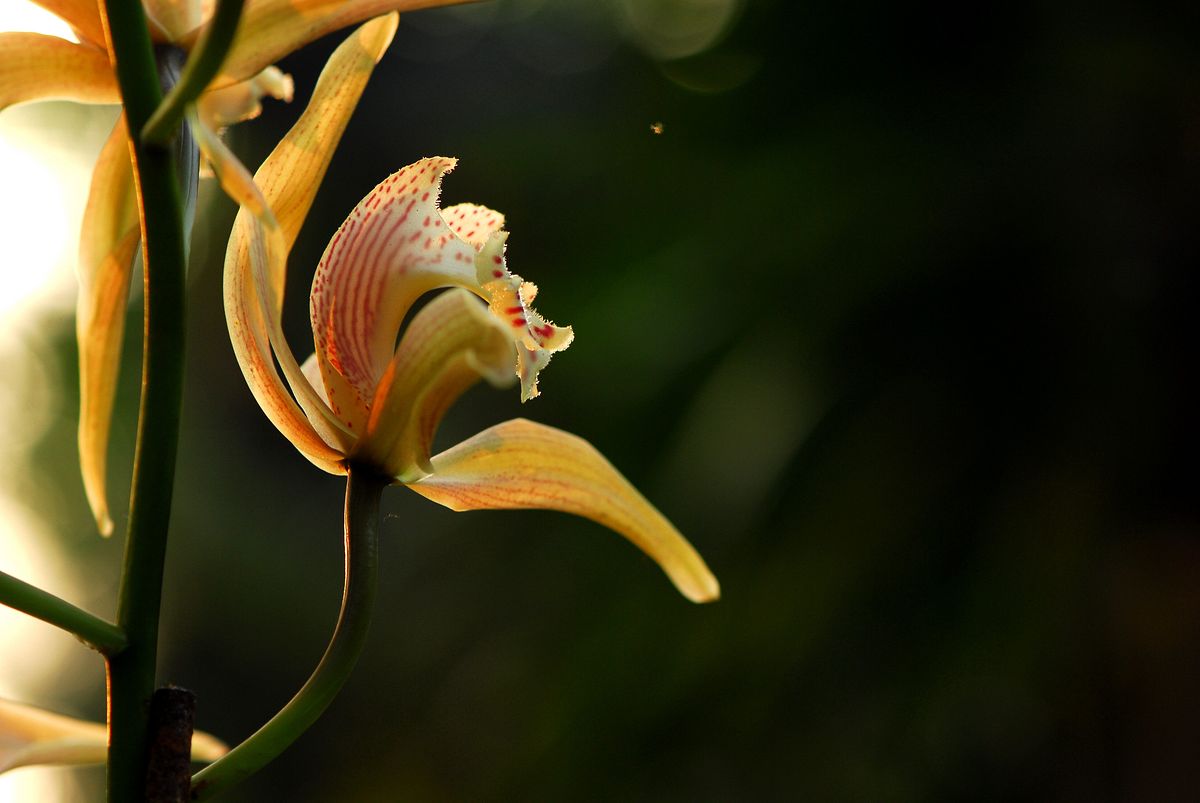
[306,156,574,441]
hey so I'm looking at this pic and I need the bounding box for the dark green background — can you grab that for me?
[24,0,1200,799]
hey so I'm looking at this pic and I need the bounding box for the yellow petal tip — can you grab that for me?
[683,571,721,604]
[190,729,230,763]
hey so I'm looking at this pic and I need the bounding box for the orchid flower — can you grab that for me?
[223,20,718,604]
[0,0,471,537]
[0,697,226,774]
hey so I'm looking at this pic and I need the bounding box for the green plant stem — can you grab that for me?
[0,570,126,654]
[101,0,189,800]
[189,466,386,801]
[141,0,246,146]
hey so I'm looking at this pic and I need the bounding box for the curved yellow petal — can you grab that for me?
[76,116,138,536]
[357,289,515,480]
[226,213,348,470]
[0,34,118,112]
[0,697,227,774]
[408,419,721,603]
[27,0,106,47]
[253,12,397,252]
[207,0,469,87]
[223,14,397,466]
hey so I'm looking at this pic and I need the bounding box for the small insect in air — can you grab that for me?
[650,121,664,135]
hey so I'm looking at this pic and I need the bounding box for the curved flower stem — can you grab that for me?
[0,569,127,654]
[101,0,189,800]
[189,465,386,801]
[141,0,246,146]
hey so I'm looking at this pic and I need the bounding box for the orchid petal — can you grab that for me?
[224,13,397,466]
[76,116,138,537]
[196,66,294,130]
[27,0,106,47]
[409,419,721,603]
[206,0,470,87]
[309,160,573,426]
[357,289,515,480]
[309,157,479,430]
[0,697,227,774]
[0,34,118,111]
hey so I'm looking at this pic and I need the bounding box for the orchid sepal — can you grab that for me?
[407,418,721,604]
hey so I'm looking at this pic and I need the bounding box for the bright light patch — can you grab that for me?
[0,0,77,41]
[0,4,91,323]
[1,6,103,799]
[0,136,72,324]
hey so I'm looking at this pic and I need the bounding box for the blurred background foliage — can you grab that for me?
[3,0,1199,799]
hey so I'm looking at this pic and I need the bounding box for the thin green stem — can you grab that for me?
[141,0,246,146]
[0,570,126,654]
[189,466,386,801]
[101,0,189,800]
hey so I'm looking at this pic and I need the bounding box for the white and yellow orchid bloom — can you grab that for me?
[0,697,226,774]
[223,22,718,604]
[0,0,471,536]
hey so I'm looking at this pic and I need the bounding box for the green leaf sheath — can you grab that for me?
[190,465,387,801]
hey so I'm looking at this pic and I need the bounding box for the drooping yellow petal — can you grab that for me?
[190,110,271,219]
[27,0,107,47]
[76,116,137,537]
[196,66,294,130]
[205,0,470,87]
[0,698,227,774]
[77,226,139,537]
[0,34,118,111]
[409,419,721,603]
[224,13,397,466]
[357,289,515,480]
[79,116,137,277]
